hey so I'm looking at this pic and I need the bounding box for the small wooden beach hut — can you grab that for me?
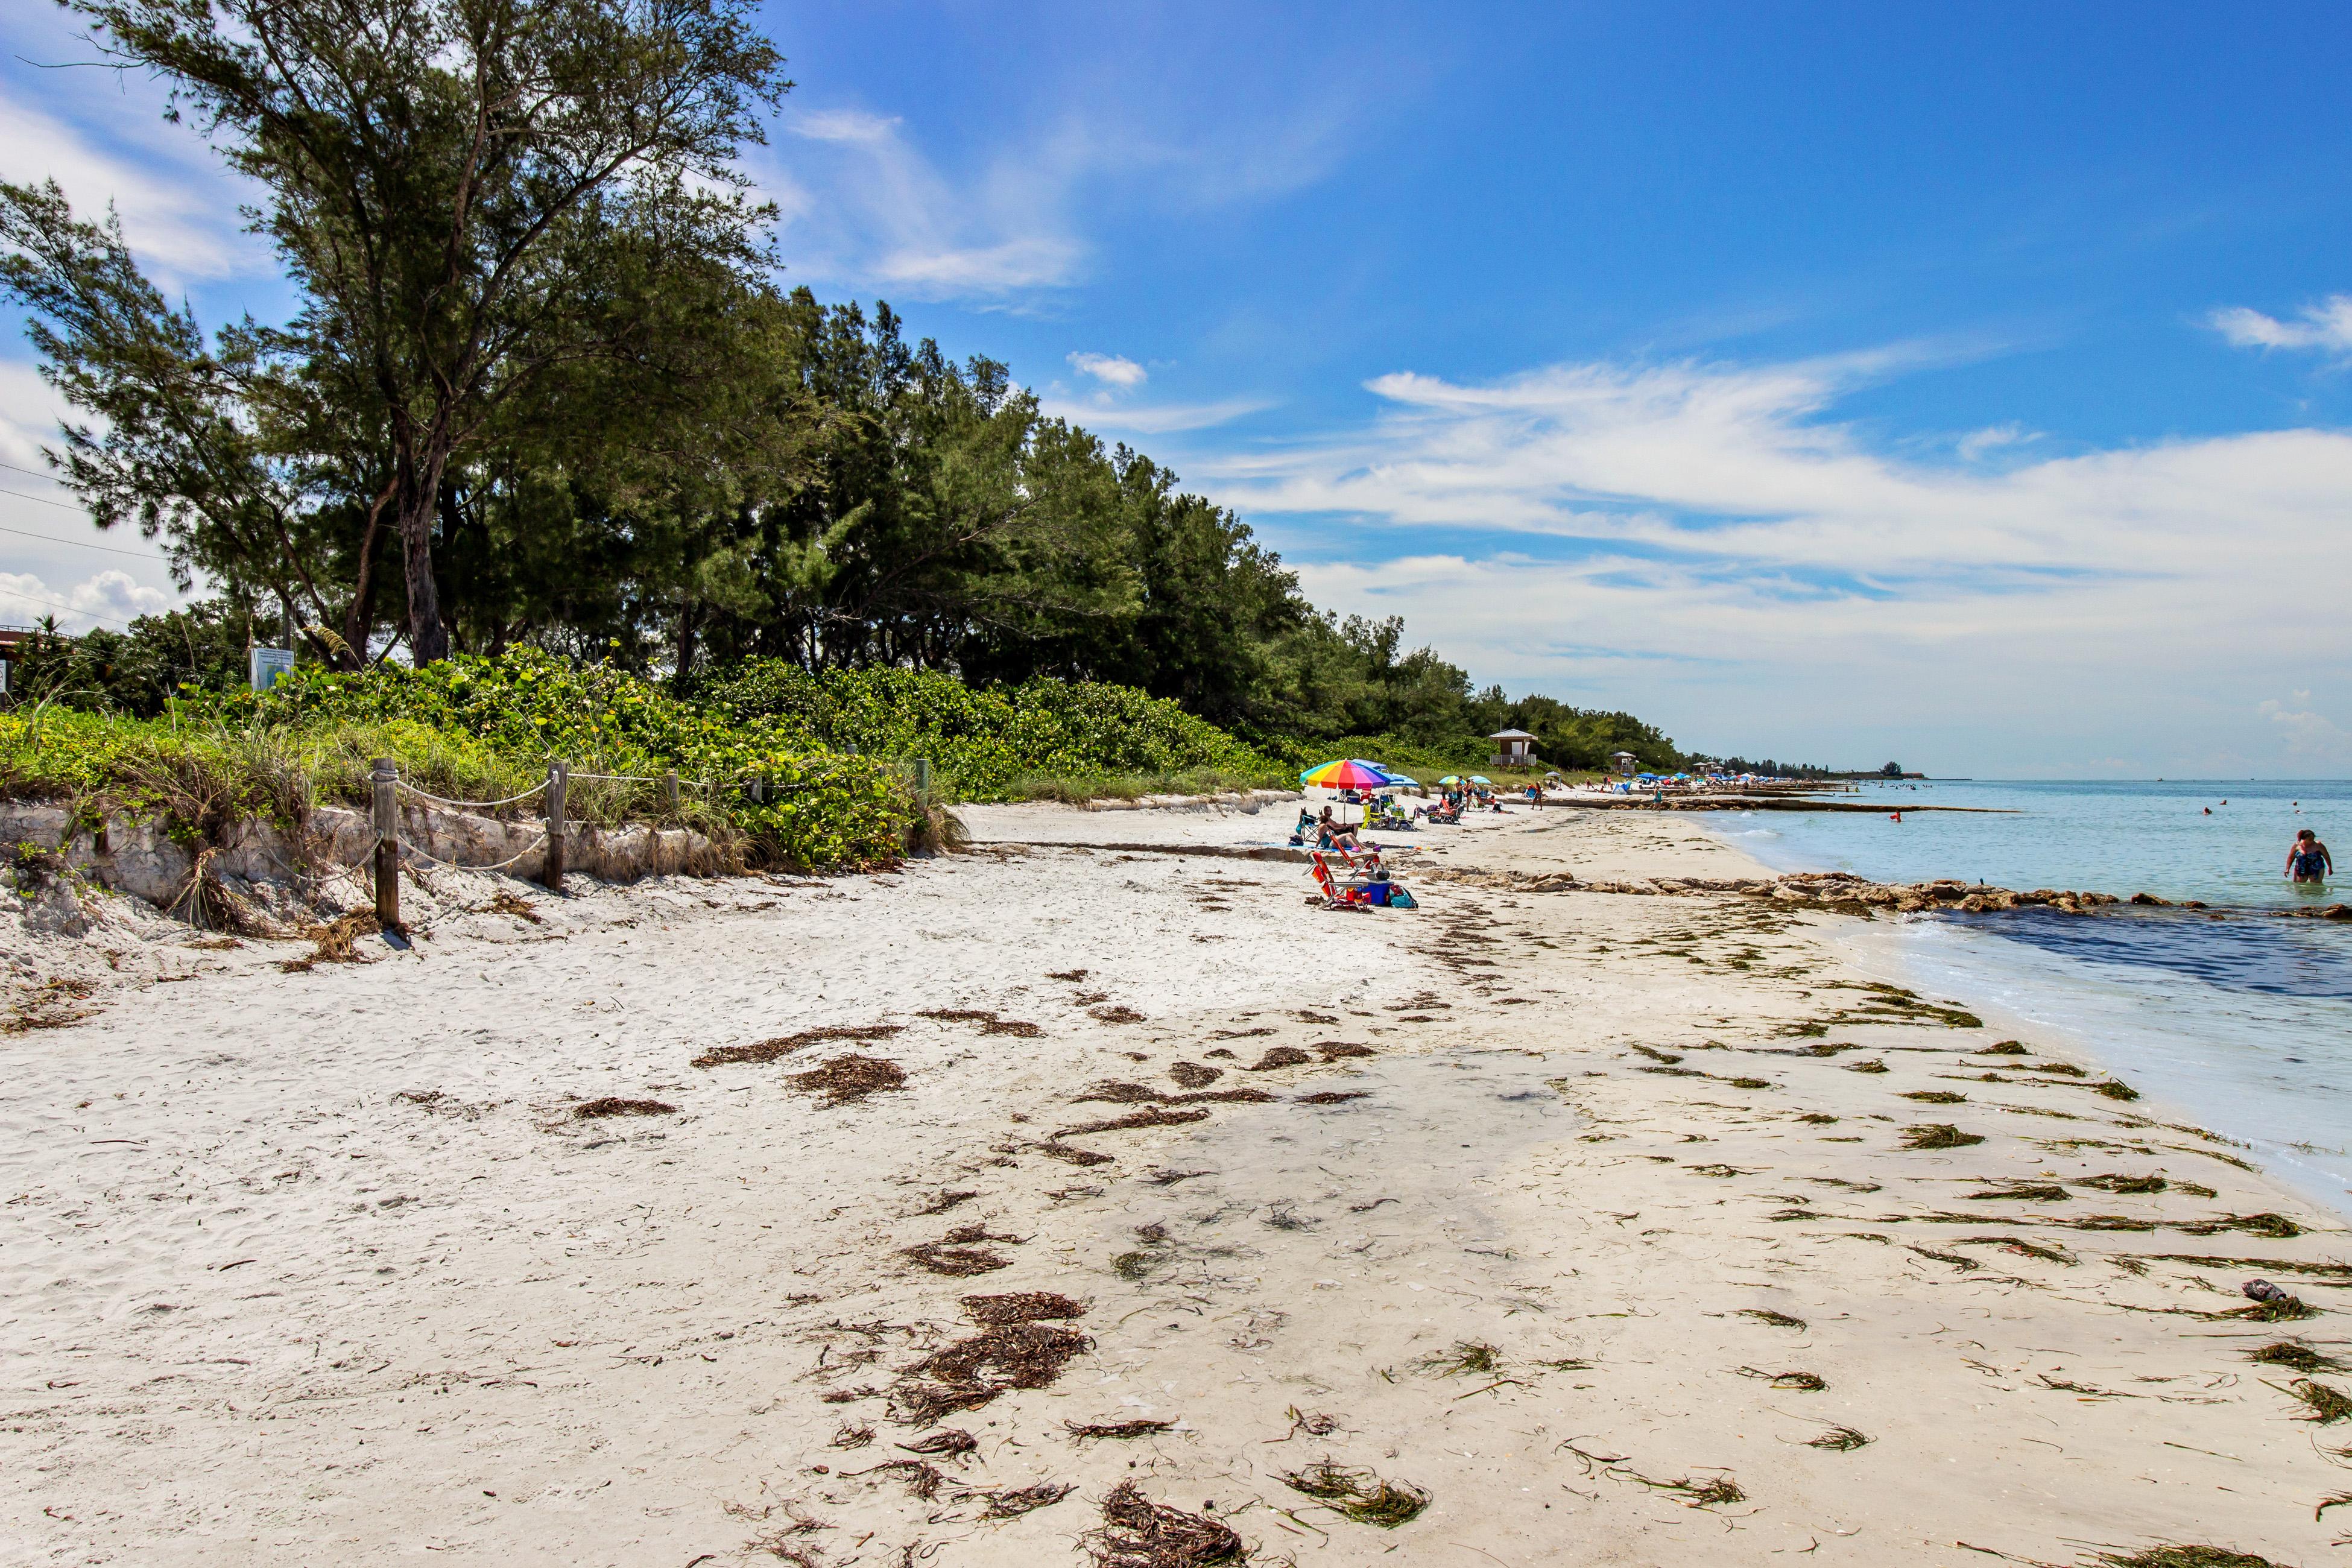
[1489,729,1537,767]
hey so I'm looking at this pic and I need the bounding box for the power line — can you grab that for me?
[0,460,72,485]
[0,589,136,628]
[0,482,92,514]
[0,519,165,560]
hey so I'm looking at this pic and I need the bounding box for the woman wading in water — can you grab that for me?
[2286,828,2333,885]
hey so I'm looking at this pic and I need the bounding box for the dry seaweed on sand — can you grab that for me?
[1736,1368,1826,1391]
[1082,1480,1248,1567]
[277,909,382,973]
[2218,1294,2321,1323]
[1244,1046,1315,1071]
[887,1379,1000,1426]
[2181,1212,2304,1240]
[1903,1090,1968,1104]
[1090,1005,1148,1025]
[962,1291,1085,1324]
[1169,1087,1273,1105]
[1901,1123,1984,1150]
[694,1024,904,1069]
[1966,1183,2070,1202]
[1980,1040,2029,1055]
[1068,1418,1177,1440]
[789,1054,907,1106]
[821,1385,880,1404]
[1145,1167,1210,1185]
[1797,1113,1839,1125]
[2280,1377,2352,1422]
[1739,1309,1807,1330]
[918,1008,1043,1037]
[481,888,542,923]
[908,1321,1093,1390]
[1962,1234,2077,1265]
[572,1096,677,1119]
[849,1458,948,1500]
[980,1482,1076,1519]
[2080,1172,2170,1194]
[1060,1108,1213,1137]
[1296,1091,1367,1105]
[1807,1426,1871,1451]
[1417,1341,1501,1377]
[902,1244,1010,1277]
[915,1189,979,1215]
[2095,1549,2286,1567]
[897,1427,978,1459]
[1637,1473,1745,1508]
[830,1423,875,1449]
[1281,1461,1430,1527]
[2248,1341,2347,1373]
[1316,1042,1376,1061]
[1039,1142,1116,1166]
[1845,1059,1889,1074]
[1048,969,1090,981]
[1076,1080,1169,1105]
[1169,1061,1223,1088]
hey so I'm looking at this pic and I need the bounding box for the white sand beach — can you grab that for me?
[2,801,2346,1564]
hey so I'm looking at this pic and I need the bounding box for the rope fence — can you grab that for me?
[362,753,934,928]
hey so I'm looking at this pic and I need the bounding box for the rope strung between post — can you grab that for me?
[396,832,552,874]
[394,778,549,812]
[566,770,707,787]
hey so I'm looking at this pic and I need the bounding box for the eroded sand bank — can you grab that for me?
[2,803,2345,1564]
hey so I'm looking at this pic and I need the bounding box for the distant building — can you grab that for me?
[1489,728,1537,767]
[1609,749,1639,776]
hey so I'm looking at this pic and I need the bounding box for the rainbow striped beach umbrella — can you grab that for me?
[1299,759,1390,790]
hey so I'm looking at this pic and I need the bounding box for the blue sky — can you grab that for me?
[4,2,2352,774]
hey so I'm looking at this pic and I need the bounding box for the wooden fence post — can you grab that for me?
[915,756,932,797]
[543,759,568,891]
[371,756,400,929]
[663,768,680,818]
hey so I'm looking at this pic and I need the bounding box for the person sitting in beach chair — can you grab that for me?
[1289,806,1318,846]
[1309,849,1416,910]
[1313,806,1363,852]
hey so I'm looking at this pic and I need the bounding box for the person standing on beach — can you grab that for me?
[2286,828,2333,884]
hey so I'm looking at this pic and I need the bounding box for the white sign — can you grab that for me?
[249,646,296,692]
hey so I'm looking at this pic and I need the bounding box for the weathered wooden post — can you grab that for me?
[543,759,569,891]
[915,756,932,797]
[663,768,680,818]
[371,756,400,928]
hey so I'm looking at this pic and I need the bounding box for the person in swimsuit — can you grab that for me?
[2286,828,2333,884]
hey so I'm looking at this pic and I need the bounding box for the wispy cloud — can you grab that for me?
[0,90,258,284]
[1192,349,2352,768]
[2209,296,2352,355]
[1069,352,1147,388]
[1038,395,1271,435]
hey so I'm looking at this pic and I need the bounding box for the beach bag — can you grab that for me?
[1387,887,1417,909]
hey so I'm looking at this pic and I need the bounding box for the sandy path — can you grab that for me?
[1,805,2345,1565]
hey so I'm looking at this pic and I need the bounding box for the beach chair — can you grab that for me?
[1308,850,1416,910]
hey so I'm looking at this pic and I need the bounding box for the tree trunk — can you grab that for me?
[395,460,450,666]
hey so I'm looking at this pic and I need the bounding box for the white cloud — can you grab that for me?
[1955,422,2036,461]
[2209,296,2352,355]
[0,567,173,631]
[1038,395,1269,435]
[0,94,258,283]
[1189,350,2352,772]
[1069,352,1147,389]
[2259,694,2352,761]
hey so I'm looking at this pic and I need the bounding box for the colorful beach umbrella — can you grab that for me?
[1299,758,1390,789]
[1468,775,1493,786]
[1437,774,1462,786]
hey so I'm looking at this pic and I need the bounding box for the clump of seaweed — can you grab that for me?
[981,1481,1076,1519]
[1168,1088,1272,1105]
[1640,1473,1745,1508]
[482,889,542,924]
[1903,1090,1968,1104]
[1902,1124,1984,1150]
[2282,1377,2352,1423]
[2183,1213,2304,1240]
[1169,1061,1222,1089]
[789,1054,907,1106]
[1739,1309,1807,1330]
[917,1189,979,1215]
[1048,969,1090,982]
[1807,1426,1871,1452]
[2222,1294,2321,1324]
[849,1458,946,1499]
[1725,1076,1772,1090]
[1040,1143,1116,1166]
[2096,1548,2286,1567]
[1417,1341,1500,1377]
[694,1024,903,1069]
[831,1423,875,1449]
[277,909,382,973]
[572,1096,677,1119]
[2247,1341,2345,1374]
[1058,1108,1211,1137]
[1316,1043,1376,1061]
[896,1427,978,1459]
[1091,1006,1148,1025]
[2094,1080,2142,1101]
[903,1227,1020,1277]
[1068,1418,1176,1440]
[1981,1040,2029,1055]
[1296,1091,1367,1105]
[1281,1461,1429,1528]
[963,1292,1084,1324]
[1076,1081,1168,1105]
[1846,1060,1889,1075]
[920,1008,1044,1038]
[907,1322,1093,1390]
[1798,1113,1839,1125]
[1081,1480,1246,1567]
[1245,1046,1315,1071]
[1738,1368,1826,1390]
[1966,1183,2070,1203]
[2080,1173,2169,1194]
[1962,1234,2077,1265]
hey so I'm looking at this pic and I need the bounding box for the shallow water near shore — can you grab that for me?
[1706,779,2352,1216]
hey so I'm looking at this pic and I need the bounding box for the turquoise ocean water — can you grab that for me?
[1704,780,2352,1215]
